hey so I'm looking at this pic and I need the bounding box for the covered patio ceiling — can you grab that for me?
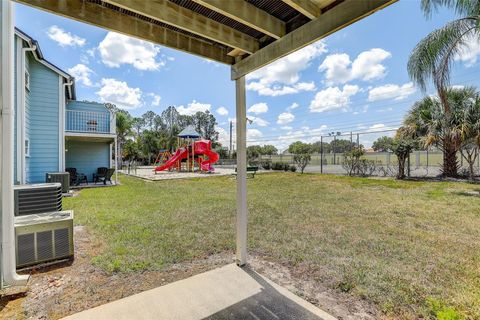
[14,0,395,79]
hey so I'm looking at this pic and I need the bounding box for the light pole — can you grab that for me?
[329,131,341,165]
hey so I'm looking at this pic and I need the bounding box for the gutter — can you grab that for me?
[17,44,37,184]
[1,0,29,287]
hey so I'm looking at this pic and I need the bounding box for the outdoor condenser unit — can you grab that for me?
[15,211,74,268]
[14,183,62,216]
[45,172,70,193]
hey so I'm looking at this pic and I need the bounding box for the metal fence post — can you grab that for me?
[320,135,323,173]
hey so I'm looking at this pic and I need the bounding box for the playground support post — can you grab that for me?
[235,75,247,266]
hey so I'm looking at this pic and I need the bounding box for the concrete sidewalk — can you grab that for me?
[63,263,336,320]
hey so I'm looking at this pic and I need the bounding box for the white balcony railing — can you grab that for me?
[66,110,115,134]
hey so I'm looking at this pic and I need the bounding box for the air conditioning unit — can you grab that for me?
[14,183,62,216]
[45,172,70,193]
[15,210,74,268]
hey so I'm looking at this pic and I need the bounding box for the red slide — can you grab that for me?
[154,140,219,172]
[154,147,188,172]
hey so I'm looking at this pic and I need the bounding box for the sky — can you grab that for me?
[14,1,480,151]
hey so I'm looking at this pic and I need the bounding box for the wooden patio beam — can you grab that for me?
[282,0,320,19]
[103,0,259,54]
[192,0,285,39]
[232,0,396,80]
[14,0,235,65]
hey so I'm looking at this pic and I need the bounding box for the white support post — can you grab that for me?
[235,75,247,266]
[1,0,29,287]
[114,137,118,185]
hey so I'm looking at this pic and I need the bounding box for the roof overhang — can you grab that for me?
[15,27,76,99]
[13,0,396,79]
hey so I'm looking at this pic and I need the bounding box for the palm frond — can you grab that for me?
[408,17,478,92]
[421,0,480,18]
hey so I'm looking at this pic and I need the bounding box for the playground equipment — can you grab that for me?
[154,126,219,173]
[153,150,172,167]
[155,140,219,173]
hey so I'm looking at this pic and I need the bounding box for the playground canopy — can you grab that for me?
[1,0,396,286]
[178,125,201,139]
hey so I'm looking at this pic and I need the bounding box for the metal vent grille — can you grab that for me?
[14,183,62,216]
[54,228,70,258]
[17,233,35,266]
[37,231,53,261]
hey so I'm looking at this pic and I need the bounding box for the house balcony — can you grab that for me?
[65,109,116,142]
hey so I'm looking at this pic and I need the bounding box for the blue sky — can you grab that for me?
[14,1,480,150]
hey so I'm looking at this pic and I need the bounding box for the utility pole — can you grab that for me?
[350,131,353,151]
[229,120,233,159]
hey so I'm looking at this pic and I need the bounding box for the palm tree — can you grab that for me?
[407,0,480,176]
[459,98,480,179]
[403,87,480,177]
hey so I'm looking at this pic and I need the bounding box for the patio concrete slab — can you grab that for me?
[63,263,336,320]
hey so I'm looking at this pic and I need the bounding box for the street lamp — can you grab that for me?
[328,131,341,165]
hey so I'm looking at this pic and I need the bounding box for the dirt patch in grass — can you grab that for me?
[0,226,232,320]
[1,225,379,320]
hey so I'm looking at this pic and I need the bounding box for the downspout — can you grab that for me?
[18,44,37,184]
[61,79,73,171]
[1,0,29,286]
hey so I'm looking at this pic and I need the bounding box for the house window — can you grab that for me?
[25,139,30,157]
[25,70,30,91]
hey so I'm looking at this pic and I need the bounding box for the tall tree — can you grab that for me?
[115,111,132,168]
[408,0,480,176]
[372,136,394,152]
[403,87,480,177]
[141,111,156,130]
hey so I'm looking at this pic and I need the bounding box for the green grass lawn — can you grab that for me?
[64,173,480,319]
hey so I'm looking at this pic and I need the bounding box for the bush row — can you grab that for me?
[260,161,296,172]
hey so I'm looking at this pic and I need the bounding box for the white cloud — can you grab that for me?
[46,25,85,47]
[216,126,230,146]
[246,41,326,96]
[216,107,229,116]
[287,102,299,111]
[96,78,142,109]
[368,82,416,102]
[319,48,391,84]
[177,101,211,115]
[68,64,93,86]
[98,32,164,70]
[247,129,263,140]
[454,36,480,67]
[281,126,293,130]
[147,93,161,107]
[247,116,269,127]
[247,102,268,114]
[277,112,295,125]
[309,85,360,113]
[369,123,385,130]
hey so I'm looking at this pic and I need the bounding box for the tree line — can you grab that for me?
[111,105,222,166]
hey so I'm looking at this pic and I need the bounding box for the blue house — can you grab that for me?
[13,28,116,184]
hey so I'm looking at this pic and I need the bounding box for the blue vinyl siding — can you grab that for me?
[25,55,60,183]
[65,140,110,182]
[66,101,111,133]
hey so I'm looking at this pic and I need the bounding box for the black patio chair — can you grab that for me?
[93,167,108,183]
[94,168,115,185]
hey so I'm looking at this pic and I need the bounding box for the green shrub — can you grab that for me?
[272,162,285,170]
[261,161,271,170]
[283,164,291,171]
[290,165,297,172]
